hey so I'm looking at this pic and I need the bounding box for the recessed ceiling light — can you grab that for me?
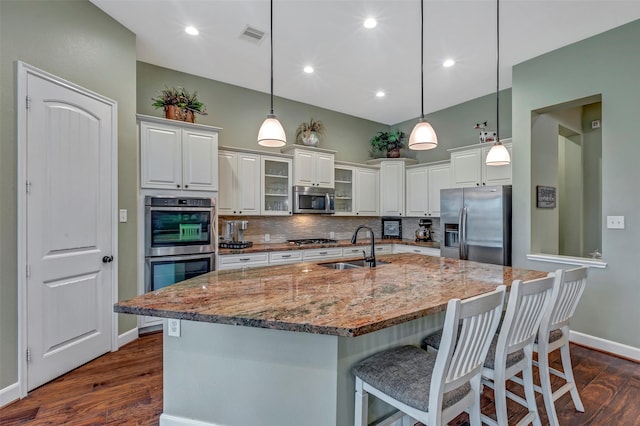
[364,18,377,29]
[303,66,314,74]
[376,91,385,98]
[443,59,455,68]
[185,26,199,36]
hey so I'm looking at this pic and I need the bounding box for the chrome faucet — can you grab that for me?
[351,225,376,267]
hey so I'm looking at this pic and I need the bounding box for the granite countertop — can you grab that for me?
[218,238,440,255]
[114,253,546,337]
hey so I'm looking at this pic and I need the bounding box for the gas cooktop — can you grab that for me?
[287,238,338,246]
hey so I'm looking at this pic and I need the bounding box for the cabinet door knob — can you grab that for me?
[102,255,114,263]
[176,184,181,188]
[476,183,480,186]
[185,185,189,188]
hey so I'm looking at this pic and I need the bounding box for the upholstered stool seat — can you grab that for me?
[352,345,471,412]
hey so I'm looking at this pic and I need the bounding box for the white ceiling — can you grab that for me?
[91,0,640,125]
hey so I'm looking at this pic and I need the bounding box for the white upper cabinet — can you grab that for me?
[379,160,405,216]
[218,150,261,215]
[281,146,335,188]
[334,165,355,215]
[449,140,512,187]
[139,115,220,191]
[262,155,293,216]
[405,162,450,217]
[354,167,379,216]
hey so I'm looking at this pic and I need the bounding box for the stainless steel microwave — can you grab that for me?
[293,186,335,214]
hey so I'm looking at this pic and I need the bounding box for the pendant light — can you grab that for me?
[257,0,286,147]
[485,0,511,166]
[408,0,438,150]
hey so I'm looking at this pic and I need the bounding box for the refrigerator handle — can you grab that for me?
[457,207,464,259]
[461,207,468,260]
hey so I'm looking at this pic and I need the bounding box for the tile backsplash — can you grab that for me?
[219,215,440,244]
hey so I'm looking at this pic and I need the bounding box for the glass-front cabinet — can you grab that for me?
[261,155,293,215]
[334,165,355,215]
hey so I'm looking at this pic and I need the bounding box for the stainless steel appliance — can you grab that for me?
[415,218,432,242]
[293,186,335,214]
[145,253,215,292]
[145,195,216,256]
[220,219,253,249]
[144,196,216,292]
[440,185,512,266]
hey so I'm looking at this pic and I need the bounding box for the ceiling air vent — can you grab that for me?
[241,26,265,43]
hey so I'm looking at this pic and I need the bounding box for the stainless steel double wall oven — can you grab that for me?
[144,196,216,292]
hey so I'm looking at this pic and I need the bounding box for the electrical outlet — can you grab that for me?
[366,231,371,238]
[329,231,335,239]
[264,233,271,242]
[168,319,181,337]
[606,216,625,229]
[119,209,127,223]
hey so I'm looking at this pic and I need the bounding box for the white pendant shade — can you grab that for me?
[257,115,287,147]
[485,142,511,166]
[408,119,438,150]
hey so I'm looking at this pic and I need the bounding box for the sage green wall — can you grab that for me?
[0,0,138,390]
[582,103,603,255]
[136,62,384,163]
[393,89,513,163]
[512,19,640,347]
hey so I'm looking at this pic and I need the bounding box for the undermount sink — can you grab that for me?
[318,259,390,269]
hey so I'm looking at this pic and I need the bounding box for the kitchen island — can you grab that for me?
[115,253,546,426]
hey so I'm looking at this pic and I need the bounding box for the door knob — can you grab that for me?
[102,255,114,263]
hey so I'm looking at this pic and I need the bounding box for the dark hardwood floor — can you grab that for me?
[1,332,638,425]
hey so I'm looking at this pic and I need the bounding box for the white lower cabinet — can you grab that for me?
[269,250,303,265]
[343,244,392,257]
[393,244,440,257]
[302,247,343,261]
[218,252,269,270]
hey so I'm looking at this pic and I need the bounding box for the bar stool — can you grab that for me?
[352,286,506,426]
[422,274,556,426]
[531,267,588,426]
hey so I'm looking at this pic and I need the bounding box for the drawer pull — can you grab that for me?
[413,249,421,253]
[319,251,328,255]
[281,254,292,258]
[239,258,251,261]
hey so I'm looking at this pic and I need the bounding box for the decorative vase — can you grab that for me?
[387,147,401,158]
[184,110,195,123]
[302,131,319,146]
[164,105,182,121]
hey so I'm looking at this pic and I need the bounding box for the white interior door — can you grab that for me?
[22,65,116,391]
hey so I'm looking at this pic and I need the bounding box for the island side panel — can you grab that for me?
[160,319,340,426]
[336,311,446,425]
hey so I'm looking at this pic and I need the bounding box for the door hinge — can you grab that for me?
[26,180,32,194]
[25,95,31,110]
[26,347,32,363]
[26,264,31,278]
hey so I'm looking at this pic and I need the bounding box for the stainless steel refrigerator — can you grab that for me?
[440,185,512,266]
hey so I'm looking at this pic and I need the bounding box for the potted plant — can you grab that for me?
[295,118,325,146]
[152,86,207,123]
[369,129,406,158]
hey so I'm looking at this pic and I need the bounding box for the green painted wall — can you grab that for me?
[393,89,513,163]
[0,0,137,389]
[136,62,384,164]
[512,19,640,347]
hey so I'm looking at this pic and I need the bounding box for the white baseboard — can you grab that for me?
[117,327,139,349]
[0,382,20,408]
[570,330,640,362]
[160,413,219,426]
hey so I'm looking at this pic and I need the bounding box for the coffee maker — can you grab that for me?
[415,218,432,242]
[220,220,253,249]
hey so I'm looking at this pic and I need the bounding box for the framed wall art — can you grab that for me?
[536,185,556,208]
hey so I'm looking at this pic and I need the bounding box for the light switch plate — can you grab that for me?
[119,209,127,223]
[606,215,624,229]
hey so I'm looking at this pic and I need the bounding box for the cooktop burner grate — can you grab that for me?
[287,238,338,246]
